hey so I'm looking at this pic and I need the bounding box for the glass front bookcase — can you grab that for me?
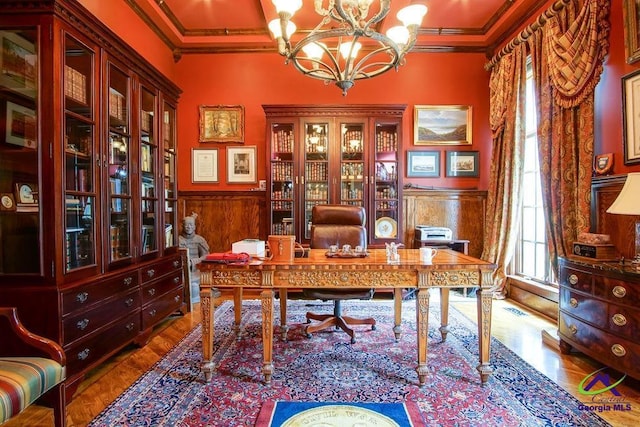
[0,28,40,275]
[140,84,157,255]
[162,101,177,249]
[269,121,296,236]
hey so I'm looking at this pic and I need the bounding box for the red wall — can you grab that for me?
[173,52,492,192]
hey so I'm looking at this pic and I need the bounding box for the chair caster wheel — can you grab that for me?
[371,325,376,331]
[306,333,312,339]
[350,337,356,344]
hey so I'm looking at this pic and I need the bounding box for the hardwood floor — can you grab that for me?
[5,293,639,426]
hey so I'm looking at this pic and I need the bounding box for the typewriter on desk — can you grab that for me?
[415,225,453,242]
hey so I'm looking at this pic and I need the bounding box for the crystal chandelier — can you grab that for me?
[269,0,427,96]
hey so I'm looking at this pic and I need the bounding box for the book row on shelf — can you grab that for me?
[271,200,293,210]
[305,162,328,181]
[376,187,398,199]
[341,130,363,153]
[272,129,294,153]
[108,88,126,121]
[66,168,88,192]
[271,163,293,181]
[376,130,398,152]
[64,65,87,105]
[341,163,364,179]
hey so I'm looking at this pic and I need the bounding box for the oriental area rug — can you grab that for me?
[88,299,609,427]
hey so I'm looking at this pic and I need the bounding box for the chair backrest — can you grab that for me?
[310,205,367,250]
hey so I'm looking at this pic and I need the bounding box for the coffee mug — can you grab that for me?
[420,247,437,263]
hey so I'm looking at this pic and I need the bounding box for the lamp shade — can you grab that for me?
[606,173,640,215]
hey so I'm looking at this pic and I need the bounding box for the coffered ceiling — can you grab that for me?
[125,0,549,59]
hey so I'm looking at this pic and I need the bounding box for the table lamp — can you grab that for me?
[606,172,640,263]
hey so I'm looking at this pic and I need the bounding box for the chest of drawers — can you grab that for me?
[558,257,640,379]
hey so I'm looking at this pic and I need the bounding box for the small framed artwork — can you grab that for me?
[227,146,256,184]
[198,105,244,143]
[414,105,472,145]
[192,148,219,183]
[406,151,440,177]
[0,193,15,211]
[622,69,640,164]
[0,31,37,98]
[593,153,614,176]
[14,182,38,204]
[623,0,640,64]
[446,151,479,177]
[4,101,36,148]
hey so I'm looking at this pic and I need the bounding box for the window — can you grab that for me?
[512,65,554,285]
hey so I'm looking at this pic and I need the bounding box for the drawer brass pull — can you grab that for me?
[173,276,180,284]
[569,298,578,308]
[612,313,627,326]
[76,292,89,303]
[173,260,180,268]
[568,274,578,285]
[78,348,90,360]
[174,295,181,302]
[148,288,156,296]
[612,286,626,298]
[149,309,157,317]
[611,344,626,357]
[76,318,89,330]
[147,269,155,278]
[126,322,135,332]
[124,276,133,286]
[125,298,134,307]
[569,324,578,335]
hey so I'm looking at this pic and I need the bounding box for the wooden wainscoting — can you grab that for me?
[179,191,268,252]
[592,175,639,260]
[402,189,487,258]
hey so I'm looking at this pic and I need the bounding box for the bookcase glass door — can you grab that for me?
[373,121,400,240]
[339,121,365,208]
[269,122,295,235]
[303,122,330,240]
[140,85,157,255]
[64,33,96,272]
[107,63,131,262]
[0,28,40,274]
[162,101,177,249]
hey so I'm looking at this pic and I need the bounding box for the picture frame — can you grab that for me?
[198,105,244,143]
[227,146,256,184]
[623,0,640,64]
[0,31,37,98]
[406,150,440,177]
[414,105,472,145]
[4,101,36,148]
[593,153,614,176]
[0,192,15,211]
[622,69,640,165]
[192,148,219,183]
[445,151,479,177]
[14,182,37,204]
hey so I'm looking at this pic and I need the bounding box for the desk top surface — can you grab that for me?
[200,248,495,271]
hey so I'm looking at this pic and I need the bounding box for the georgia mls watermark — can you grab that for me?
[577,367,632,413]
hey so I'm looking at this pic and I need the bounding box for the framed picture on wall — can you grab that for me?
[227,146,256,183]
[446,151,479,177]
[623,0,640,64]
[198,105,244,143]
[414,105,472,145]
[4,100,36,149]
[622,69,640,165]
[406,151,440,177]
[192,148,218,183]
[0,31,37,98]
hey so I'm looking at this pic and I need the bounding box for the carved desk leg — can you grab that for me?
[279,288,289,341]
[233,287,243,340]
[415,287,430,386]
[476,285,494,384]
[200,284,220,382]
[439,288,450,341]
[393,288,403,341]
[261,289,275,384]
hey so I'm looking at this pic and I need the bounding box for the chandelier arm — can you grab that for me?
[361,0,393,33]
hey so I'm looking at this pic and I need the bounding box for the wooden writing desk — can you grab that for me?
[199,248,496,386]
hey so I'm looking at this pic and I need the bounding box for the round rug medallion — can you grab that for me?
[282,404,399,427]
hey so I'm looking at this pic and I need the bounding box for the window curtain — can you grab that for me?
[483,0,610,297]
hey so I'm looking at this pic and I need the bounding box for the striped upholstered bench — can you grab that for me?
[0,307,66,427]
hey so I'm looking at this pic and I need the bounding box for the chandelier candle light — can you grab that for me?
[606,172,640,264]
[269,0,427,95]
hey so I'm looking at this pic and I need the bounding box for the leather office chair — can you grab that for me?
[304,204,376,344]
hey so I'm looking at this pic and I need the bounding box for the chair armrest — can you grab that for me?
[0,307,65,366]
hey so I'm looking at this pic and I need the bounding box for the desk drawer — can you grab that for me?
[559,287,607,328]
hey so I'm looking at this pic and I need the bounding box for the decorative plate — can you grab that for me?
[375,217,397,238]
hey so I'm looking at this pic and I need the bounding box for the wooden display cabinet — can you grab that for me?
[0,0,182,399]
[263,105,406,246]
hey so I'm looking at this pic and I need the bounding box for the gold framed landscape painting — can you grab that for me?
[414,105,472,145]
[623,0,640,64]
[198,105,244,143]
